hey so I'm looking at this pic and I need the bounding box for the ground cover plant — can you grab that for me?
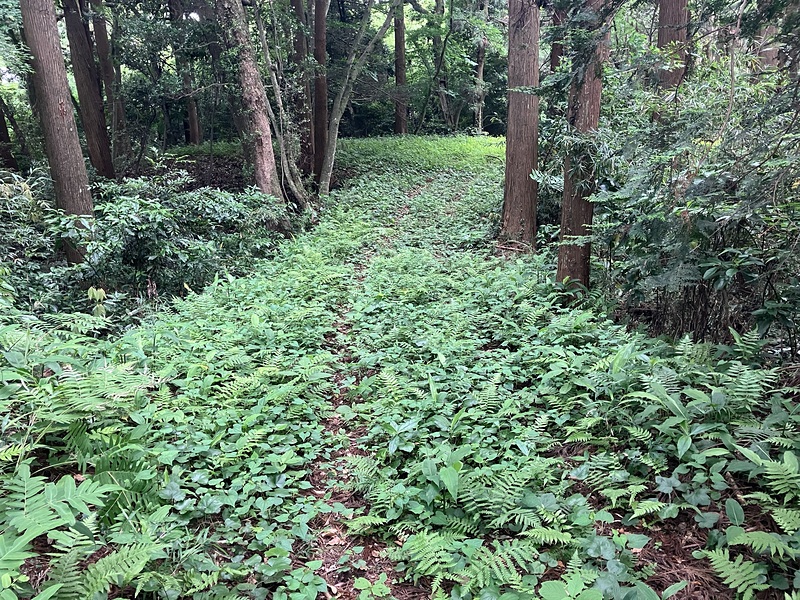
[2,136,800,600]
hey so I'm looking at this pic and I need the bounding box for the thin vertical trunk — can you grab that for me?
[215,0,283,199]
[169,0,202,144]
[291,0,314,174]
[313,0,328,181]
[656,0,688,90]
[111,54,132,159]
[473,0,488,132]
[0,109,18,170]
[0,96,29,160]
[318,0,400,195]
[21,0,93,263]
[63,0,115,178]
[556,0,608,288]
[500,0,539,246]
[394,1,407,134]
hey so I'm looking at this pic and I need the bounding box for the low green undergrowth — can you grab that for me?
[1,136,799,600]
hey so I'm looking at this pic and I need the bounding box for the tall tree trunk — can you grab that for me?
[394,1,407,134]
[92,5,133,161]
[313,0,328,181]
[21,0,93,263]
[0,109,18,170]
[63,0,115,178]
[656,0,688,90]
[291,0,314,174]
[556,0,608,288]
[318,0,400,195]
[215,0,283,199]
[473,0,488,131]
[500,0,539,246]
[169,0,202,145]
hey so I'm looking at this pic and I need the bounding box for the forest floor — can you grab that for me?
[8,137,794,600]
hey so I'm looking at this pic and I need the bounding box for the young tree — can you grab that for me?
[169,0,202,145]
[62,0,115,178]
[556,0,609,287]
[21,0,94,263]
[317,0,401,195]
[656,0,688,89]
[313,0,328,181]
[215,0,283,199]
[500,0,539,247]
[473,0,489,131]
[394,1,408,134]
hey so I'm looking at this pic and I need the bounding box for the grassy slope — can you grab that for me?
[2,136,797,600]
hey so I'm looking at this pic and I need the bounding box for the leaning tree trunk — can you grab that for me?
[291,0,314,174]
[21,0,93,263]
[394,1,408,134]
[0,109,18,170]
[313,0,328,182]
[556,0,608,288]
[499,0,539,247]
[215,0,283,199]
[656,0,688,90]
[63,0,115,178]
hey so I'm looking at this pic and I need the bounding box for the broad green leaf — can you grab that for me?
[725,499,745,526]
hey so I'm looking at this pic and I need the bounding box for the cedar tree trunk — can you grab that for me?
[500,0,539,246]
[21,0,93,263]
[657,0,688,90]
[313,0,328,181]
[291,0,314,174]
[556,0,608,288]
[63,0,115,178]
[394,2,407,134]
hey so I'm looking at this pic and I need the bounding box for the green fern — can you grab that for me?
[701,548,769,599]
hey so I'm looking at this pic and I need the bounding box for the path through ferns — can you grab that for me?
[2,137,799,600]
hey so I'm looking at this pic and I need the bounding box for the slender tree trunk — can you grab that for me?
[169,0,202,144]
[63,0,115,178]
[556,0,608,288]
[291,0,314,174]
[21,0,93,263]
[0,96,29,160]
[215,0,283,199]
[656,0,688,90]
[318,0,400,195]
[394,1,408,134]
[111,55,132,159]
[313,0,328,181]
[500,0,539,246]
[473,0,488,131]
[0,109,18,170]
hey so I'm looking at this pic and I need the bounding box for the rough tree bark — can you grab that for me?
[0,96,29,159]
[291,0,314,174]
[0,109,18,170]
[757,25,779,68]
[313,0,328,181]
[656,0,688,90]
[21,0,94,263]
[394,1,408,134]
[215,0,283,199]
[556,0,608,288]
[550,5,566,73]
[63,0,115,178]
[500,0,539,246]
